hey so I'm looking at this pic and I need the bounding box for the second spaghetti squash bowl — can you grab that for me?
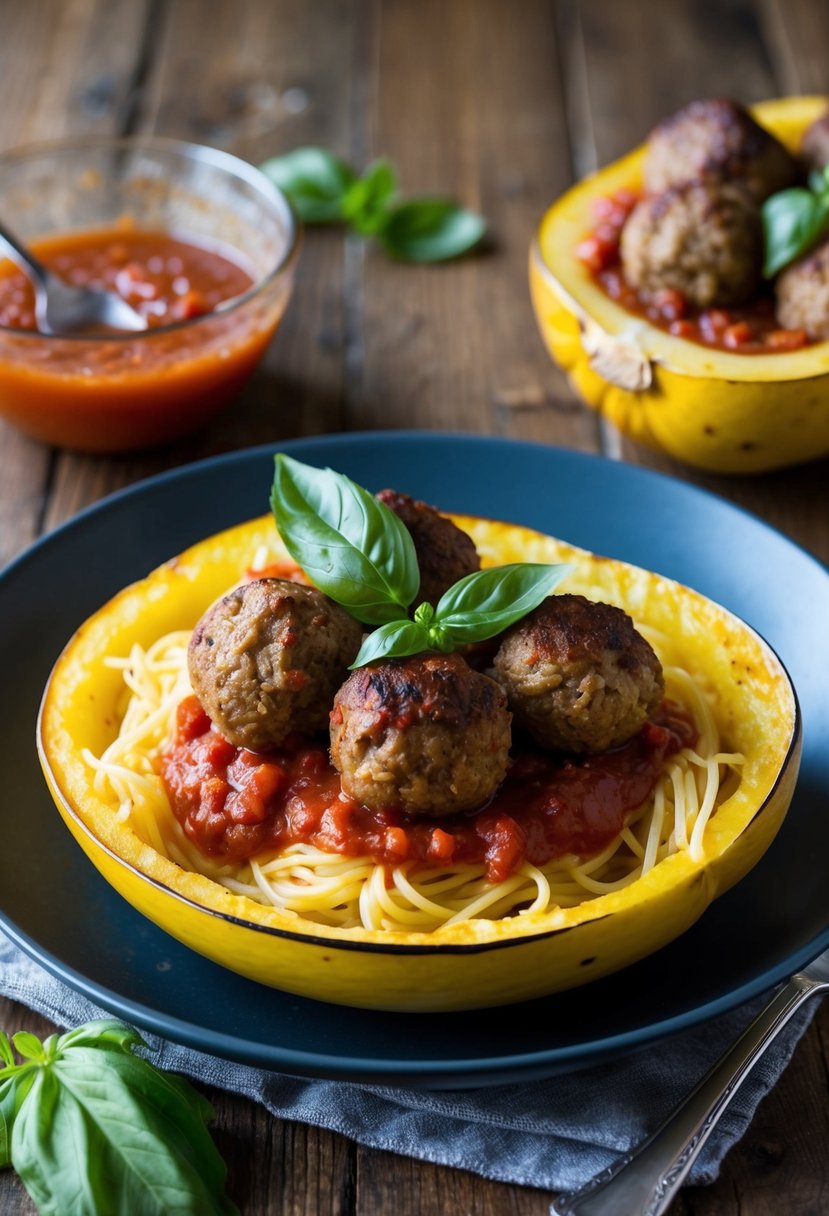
[530,96,829,474]
[37,513,800,1011]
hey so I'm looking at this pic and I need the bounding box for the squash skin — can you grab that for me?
[37,514,800,1011]
[530,97,829,473]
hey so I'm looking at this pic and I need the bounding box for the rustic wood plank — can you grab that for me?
[758,0,829,95]
[0,0,151,146]
[216,1089,354,1216]
[355,0,598,449]
[358,1149,551,1214]
[133,0,362,445]
[570,0,781,164]
[0,436,52,569]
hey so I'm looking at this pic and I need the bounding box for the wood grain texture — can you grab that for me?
[2,2,829,1214]
[358,0,598,448]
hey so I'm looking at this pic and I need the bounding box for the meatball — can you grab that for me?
[377,488,480,607]
[645,98,798,204]
[330,653,511,817]
[620,180,762,308]
[491,594,663,755]
[188,578,363,751]
[800,108,829,174]
[775,238,829,339]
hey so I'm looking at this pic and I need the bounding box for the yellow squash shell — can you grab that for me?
[530,96,829,473]
[37,514,800,1011]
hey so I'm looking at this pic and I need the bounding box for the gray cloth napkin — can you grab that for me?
[0,931,814,1194]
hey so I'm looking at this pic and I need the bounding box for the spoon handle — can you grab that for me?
[0,220,49,285]
[550,975,819,1216]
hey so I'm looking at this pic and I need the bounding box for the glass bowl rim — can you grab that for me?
[0,133,301,343]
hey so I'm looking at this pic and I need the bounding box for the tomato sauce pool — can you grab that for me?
[575,190,810,354]
[0,228,253,330]
[161,695,696,884]
[0,226,291,452]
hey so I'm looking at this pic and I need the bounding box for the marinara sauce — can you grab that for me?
[0,228,253,331]
[575,189,809,355]
[161,695,696,883]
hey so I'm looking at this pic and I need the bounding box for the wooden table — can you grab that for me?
[1,1,828,1212]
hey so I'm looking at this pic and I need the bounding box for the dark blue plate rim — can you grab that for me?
[1,430,827,1086]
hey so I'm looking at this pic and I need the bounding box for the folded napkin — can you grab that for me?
[0,931,815,1194]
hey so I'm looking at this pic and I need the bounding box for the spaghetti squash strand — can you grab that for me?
[83,629,742,932]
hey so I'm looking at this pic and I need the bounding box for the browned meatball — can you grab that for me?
[800,108,829,174]
[775,238,829,338]
[645,98,798,203]
[188,579,363,751]
[620,180,762,308]
[491,594,664,755]
[377,488,480,607]
[330,653,511,817]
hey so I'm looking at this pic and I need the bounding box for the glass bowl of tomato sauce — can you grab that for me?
[0,137,299,452]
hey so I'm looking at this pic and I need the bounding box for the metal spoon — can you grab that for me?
[0,220,147,334]
[550,947,829,1216]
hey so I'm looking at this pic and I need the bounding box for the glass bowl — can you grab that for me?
[0,136,299,453]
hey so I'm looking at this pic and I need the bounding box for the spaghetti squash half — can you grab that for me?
[37,513,800,1010]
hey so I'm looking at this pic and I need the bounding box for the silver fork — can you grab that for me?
[551,947,829,1216]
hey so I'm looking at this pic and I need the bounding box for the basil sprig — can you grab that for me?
[352,565,570,667]
[0,1019,237,1215]
[271,455,570,667]
[762,167,829,277]
[259,146,485,262]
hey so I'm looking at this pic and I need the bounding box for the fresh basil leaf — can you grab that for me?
[342,159,398,236]
[271,454,420,624]
[57,1018,145,1055]
[378,199,486,262]
[0,1031,13,1069]
[11,1033,46,1064]
[350,619,433,668]
[0,1035,14,1168]
[10,1032,237,1216]
[762,187,829,277]
[0,1078,16,1169]
[433,563,571,645]
[260,147,486,262]
[259,147,354,223]
[1,1070,38,1171]
[0,1103,8,1170]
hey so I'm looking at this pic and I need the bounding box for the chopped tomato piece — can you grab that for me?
[723,321,753,349]
[765,327,808,351]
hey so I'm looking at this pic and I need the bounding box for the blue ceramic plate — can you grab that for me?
[2,433,828,1087]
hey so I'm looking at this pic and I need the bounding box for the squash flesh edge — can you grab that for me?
[36,515,800,1009]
